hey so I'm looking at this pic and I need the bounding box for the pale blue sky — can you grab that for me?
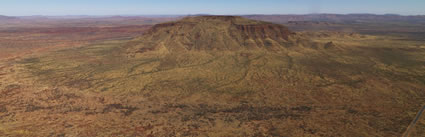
[0,0,424,16]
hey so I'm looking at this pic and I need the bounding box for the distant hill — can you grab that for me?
[0,15,17,20]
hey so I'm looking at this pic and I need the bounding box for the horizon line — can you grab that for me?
[2,13,425,17]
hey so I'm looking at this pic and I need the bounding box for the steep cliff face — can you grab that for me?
[127,16,297,54]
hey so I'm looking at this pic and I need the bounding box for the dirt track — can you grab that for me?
[403,105,425,137]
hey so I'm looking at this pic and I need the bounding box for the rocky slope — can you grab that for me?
[127,16,300,55]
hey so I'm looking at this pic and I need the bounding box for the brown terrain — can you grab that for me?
[0,25,152,61]
[0,15,425,137]
[0,16,178,61]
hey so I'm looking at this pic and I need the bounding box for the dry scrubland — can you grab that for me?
[0,25,152,61]
[0,16,425,136]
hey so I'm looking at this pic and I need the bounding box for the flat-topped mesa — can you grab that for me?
[146,16,242,33]
[129,16,297,54]
[186,15,242,21]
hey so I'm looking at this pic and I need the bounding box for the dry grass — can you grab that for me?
[1,17,425,136]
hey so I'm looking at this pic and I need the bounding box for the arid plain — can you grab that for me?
[0,14,425,137]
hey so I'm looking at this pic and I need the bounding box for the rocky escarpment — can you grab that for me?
[127,16,298,54]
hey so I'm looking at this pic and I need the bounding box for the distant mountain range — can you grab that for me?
[2,14,425,26]
[243,14,425,24]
